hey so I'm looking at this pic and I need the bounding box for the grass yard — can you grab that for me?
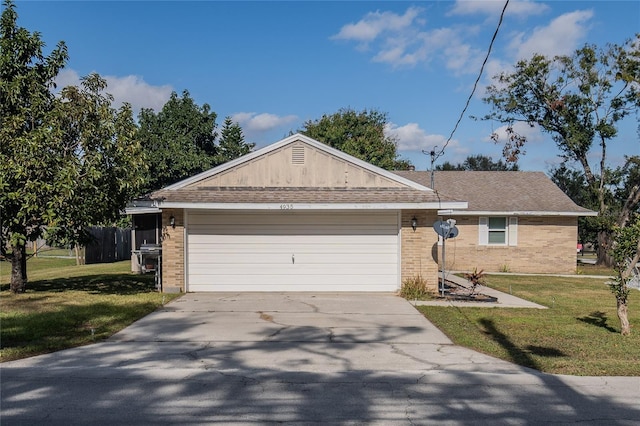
[418,274,640,376]
[0,258,180,362]
[576,261,616,276]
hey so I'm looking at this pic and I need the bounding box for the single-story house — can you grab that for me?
[126,133,595,293]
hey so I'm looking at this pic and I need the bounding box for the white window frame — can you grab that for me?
[479,216,517,246]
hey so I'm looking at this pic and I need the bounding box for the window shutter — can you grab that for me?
[479,217,488,245]
[509,217,518,246]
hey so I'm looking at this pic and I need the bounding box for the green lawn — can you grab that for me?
[0,258,180,362]
[418,274,640,376]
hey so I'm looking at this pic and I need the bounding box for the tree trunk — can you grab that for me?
[596,229,614,267]
[617,297,631,336]
[10,241,27,293]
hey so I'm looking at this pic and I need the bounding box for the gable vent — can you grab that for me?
[292,145,305,165]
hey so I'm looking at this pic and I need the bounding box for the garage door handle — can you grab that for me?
[292,254,295,264]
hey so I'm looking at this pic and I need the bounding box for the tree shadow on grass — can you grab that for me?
[478,318,567,370]
[1,273,156,295]
[577,311,618,333]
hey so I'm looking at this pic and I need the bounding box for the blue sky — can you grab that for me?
[12,0,640,171]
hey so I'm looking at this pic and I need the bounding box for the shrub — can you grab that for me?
[464,267,487,295]
[399,275,431,300]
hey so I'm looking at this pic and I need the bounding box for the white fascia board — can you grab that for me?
[163,133,433,192]
[446,210,598,217]
[124,206,162,215]
[157,201,468,211]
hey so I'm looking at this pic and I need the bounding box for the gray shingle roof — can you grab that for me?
[394,170,595,214]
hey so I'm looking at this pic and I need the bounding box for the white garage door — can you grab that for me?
[186,211,399,292]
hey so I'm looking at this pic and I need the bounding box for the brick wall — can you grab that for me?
[400,210,440,290]
[444,216,578,274]
[161,209,185,292]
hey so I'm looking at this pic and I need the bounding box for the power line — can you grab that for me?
[428,0,510,162]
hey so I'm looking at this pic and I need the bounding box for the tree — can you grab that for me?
[609,216,640,335]
[43,74,147,256]
[137,90,218,192]
[0,0,68,292]
[217,116,254,163]
[549,164,599,247]
[0,1,147,292]
[483,37,640,266]
[299,108,411,170]
[436,154,519,171]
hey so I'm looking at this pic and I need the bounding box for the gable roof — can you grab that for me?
[394,170,597,216]
[145,134,468,211]
[163,133,428,191]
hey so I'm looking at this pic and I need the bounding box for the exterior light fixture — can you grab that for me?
[411,216,418,231]
[169,216,176,229]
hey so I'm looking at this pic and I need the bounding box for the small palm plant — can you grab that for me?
[464,268,486,296]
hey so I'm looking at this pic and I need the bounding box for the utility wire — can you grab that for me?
[430,0,510,161]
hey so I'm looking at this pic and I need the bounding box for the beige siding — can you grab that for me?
[444,216,578,274]
[400,210,440,290]
[191,142,405,189]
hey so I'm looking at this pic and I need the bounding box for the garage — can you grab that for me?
[186,210,400,292]
[127,134,465,293]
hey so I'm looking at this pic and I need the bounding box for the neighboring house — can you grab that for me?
[127,134,596,293]
[394,170,597,274]
[127,134,466,293]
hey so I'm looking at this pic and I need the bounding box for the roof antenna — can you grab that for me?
[430,148,437,189]
[423,146,440,189]
[421,146,438,189]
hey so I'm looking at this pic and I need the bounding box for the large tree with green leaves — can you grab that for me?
[436,154,519,171]
[0,1,147,292]
[43,74,147,254]
[217,116,254,163]
[137,90,219,192]
[483,36,640,266]
[299,108,411,170]
[0,0,67,292]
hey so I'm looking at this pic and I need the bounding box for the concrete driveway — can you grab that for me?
[2,293,639,425]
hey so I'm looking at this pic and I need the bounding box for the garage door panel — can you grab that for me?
[189,234,396,244]
[189,244,397,255]
[189,252,396,265]
[188,274,397,287]
[186,211,399,292]
[188,283,397,292]
[187,226,399,237]
[189,263,396,276]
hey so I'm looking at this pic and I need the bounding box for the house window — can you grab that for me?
[488,217,507,244]
[479,217,518,246]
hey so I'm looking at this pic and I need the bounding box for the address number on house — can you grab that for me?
[280,204,294,210]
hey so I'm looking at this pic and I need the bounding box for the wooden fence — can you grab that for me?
[84,227,131,264]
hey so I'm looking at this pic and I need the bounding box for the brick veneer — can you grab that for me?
[161,209,185,292]
[444,216,578,274]
[401,210,440,290]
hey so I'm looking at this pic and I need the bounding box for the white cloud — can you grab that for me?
[385,122,454,151]
[510,10,593,59]
[331,7,423,44]
[449,0,548,18]
[333,7,481,73]
[232,112,298,133]
[55,68,173,113]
